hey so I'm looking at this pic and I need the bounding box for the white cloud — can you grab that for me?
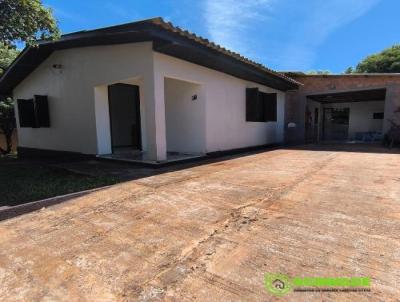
[202,0,381,70]
[203,0,274,55]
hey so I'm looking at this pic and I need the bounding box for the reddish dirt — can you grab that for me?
[0,144,399,301]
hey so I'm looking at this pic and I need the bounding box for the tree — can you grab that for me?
[0,0,60,47]
[0,96,16,154]
[346,44,400,73]
[306,70,332,75]
[0,43,19,75]
[344,66,353,74]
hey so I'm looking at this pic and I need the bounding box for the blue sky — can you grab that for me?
[44,0,399,73]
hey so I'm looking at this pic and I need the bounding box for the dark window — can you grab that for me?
[246,88,263,122]
[246,88,277,122]
[34,95,50,127]
[17,96,50,128]
[373,112,384,119]
[17,99,36,127]
[262,92,277,122]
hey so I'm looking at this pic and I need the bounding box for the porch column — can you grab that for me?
[143,73,167,161]
[383,84,400,134]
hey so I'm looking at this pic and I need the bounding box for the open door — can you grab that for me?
[323,108,350,141]
[108,84,142,152]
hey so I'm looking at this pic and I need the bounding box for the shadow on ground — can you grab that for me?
[288,142,400,154]
[2,143,398,215]
[50,148,282,181]
[1,142,399,300]
[53,143,400,181]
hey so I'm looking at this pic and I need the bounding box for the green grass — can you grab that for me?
[0,158,119,207]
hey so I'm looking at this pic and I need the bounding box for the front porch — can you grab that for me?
[94,73,206,164]
[98,150,204,165]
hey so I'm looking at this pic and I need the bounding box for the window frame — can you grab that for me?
[246,88,277,122]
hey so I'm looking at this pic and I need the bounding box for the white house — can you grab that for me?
[0,18,299,163]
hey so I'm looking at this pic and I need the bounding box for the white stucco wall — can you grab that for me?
[94,85,112,154]
[154,52,285,153]
[13,42,154,155]
[165,77,205,153]
[13,42,286,157]
[323,101,385,139]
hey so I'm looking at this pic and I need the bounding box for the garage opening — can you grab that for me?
[306,88,386,143]
[323,108,350,141]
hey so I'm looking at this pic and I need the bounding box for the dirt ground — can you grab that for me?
[0,144,399,301]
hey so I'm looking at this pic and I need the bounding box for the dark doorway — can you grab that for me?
[305,106,320,143]
[305,106,313,143]
[108,84,142,152]
[313,107,319,142]
[323,108,350,141]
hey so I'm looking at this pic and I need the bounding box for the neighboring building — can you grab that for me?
[0,18,299,163]
[285,73,400,144]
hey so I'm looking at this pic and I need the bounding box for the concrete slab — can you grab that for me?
[0,144,399,301]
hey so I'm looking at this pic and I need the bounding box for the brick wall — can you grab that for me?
[285,74,400,144]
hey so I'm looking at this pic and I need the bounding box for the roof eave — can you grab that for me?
[0,18,300,94]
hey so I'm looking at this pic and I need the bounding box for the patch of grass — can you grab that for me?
[0,158,119,207]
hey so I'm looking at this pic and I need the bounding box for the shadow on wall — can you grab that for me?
[0,130,18,152]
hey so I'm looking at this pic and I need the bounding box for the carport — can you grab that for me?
[285,73,400,145]
[305,88,386,142]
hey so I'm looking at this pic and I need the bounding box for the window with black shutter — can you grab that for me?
[34,95,50,127]
[373,112,384,119]
[263,92,277,122]
[246,88,277,122]
[246,88,262,122]
[17,99,36,127]
[17,96,50,128]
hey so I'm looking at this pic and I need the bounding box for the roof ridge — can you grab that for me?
[46,17,300,86]
[148,17,301,86]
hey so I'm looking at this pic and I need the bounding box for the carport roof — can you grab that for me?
[307,88,386,103]
[0,17,300,95]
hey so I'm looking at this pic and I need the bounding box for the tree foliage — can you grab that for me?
[344,66,354,74]
[0,1,59,154]
[0,0,60,47]
[0,43,19,75]
[0,96,15,154]
[305,70,332,75]
[346,44,400,73]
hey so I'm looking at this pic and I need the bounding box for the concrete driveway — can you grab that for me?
[0,144,399,301]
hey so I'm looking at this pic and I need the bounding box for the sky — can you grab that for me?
[43,0,400,73]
